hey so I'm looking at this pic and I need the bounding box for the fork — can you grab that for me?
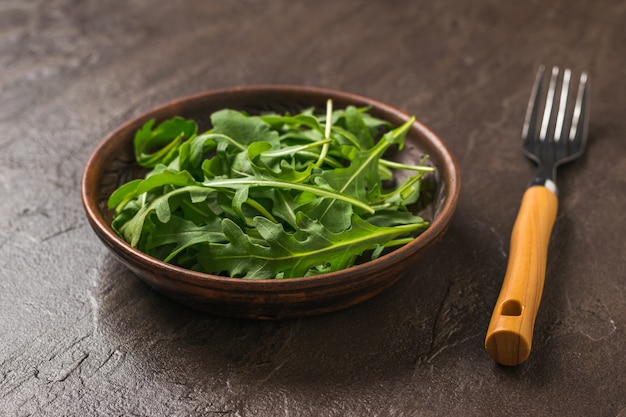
[485,65,590,366]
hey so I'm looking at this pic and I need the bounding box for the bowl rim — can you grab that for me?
[81,84,460,290]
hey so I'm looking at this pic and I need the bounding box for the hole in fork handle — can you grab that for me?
[501,299,523,316]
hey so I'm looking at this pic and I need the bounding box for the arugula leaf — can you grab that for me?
[108,102,434,279]
[202,177,375,214]
[211,109,280,148]
[108,168,199,211]
[311,117,415,231]
[259,113,324,133]
[195,214,427,279]
[344,105,375,149]
[116,185,213,246]
[143,214,225,262]
[134,117,197,168]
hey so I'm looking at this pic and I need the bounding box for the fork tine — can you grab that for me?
[569,71,589,146]
[539,67,560,141]
[554,68,572,142]
[522,65,546,141]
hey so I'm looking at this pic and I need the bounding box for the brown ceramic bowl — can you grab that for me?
[82,85,460,319]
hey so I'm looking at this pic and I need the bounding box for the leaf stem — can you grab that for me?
[260,138,332,158]
[379,158,435,172]
[203,178,375,214]
[244,198,278,223]
[227,220,425,262]
[313,99,332,168]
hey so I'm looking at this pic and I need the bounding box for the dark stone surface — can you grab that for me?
[1,0,624,415]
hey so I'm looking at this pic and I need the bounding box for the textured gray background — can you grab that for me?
[1,0,624,416]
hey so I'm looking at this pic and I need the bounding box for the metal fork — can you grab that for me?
[485,66,590,366]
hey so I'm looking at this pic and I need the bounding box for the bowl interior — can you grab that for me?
[82,85,459,318]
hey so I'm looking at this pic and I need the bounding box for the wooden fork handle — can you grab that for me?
[485,185,558,366]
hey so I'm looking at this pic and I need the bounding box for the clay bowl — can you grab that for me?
[81,85,460,319]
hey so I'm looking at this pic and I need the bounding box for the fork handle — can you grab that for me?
[485,185,558,366]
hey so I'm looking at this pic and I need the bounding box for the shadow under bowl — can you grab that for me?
[81,85,460,319]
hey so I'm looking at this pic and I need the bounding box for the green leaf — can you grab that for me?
[311,117,415,230]
[202,177,375,214]
[107,179,143,210]
[344,105,374,149]
[109,105,434,279]
[143,214,226,263]
[211,109,280,148]
[117,185,214,247]
[107,168,200,211]
[134,117,197,168]
[365,210,427,228]
[246,140,323,183]
[259,113,324,133]
[176,133,218,175]
[196,214,426,279]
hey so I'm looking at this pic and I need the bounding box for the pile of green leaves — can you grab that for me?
[108,100,435,279]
